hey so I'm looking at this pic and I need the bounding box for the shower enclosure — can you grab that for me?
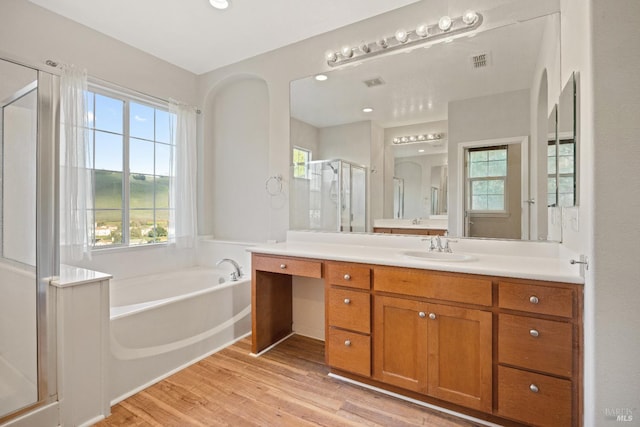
[290,159,367,232]
[1,58,57,421]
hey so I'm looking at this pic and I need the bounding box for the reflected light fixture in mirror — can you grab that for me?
[209,0,229,10]
[392,133,445,144]
[326,11,482,67]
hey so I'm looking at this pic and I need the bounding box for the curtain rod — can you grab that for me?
[45,59,201,114]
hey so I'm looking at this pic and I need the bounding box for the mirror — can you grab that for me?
[556,72,578,207]
[290,3,563,240]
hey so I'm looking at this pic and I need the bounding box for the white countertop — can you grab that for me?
[373,218,448,230]
[248,231,584,285]
[51,265,112,288]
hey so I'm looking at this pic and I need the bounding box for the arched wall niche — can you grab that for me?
[202,75,271,242]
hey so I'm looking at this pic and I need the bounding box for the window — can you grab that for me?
[547,139,575,207]
[292,146,311,179]
[467,146,508,212]
[86,88,175,248]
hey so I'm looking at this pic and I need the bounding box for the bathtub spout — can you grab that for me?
[215,258,243,281]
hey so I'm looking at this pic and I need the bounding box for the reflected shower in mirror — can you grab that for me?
[289,1,563,241]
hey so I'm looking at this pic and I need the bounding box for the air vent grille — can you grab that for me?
[363,77,385,87]
[470,52,490,69]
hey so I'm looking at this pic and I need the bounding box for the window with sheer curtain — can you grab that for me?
[85,87,176,247]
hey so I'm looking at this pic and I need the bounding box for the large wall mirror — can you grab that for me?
[290,0,572,242]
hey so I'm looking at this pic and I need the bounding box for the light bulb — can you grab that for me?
[209,0,229,10]
[359,42,370,53]
[409,135,417,142]
[341,46,353,58]
[438,15,452,31]
[401,136,409,143]
[378,38,388,49]
[462,10,478,25]
[418,135,426,141]
[326,51,337,62]
[393,137,400,144]
[416,24,428,38]
[395,28,409,44]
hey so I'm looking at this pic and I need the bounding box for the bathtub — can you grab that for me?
[109,266,251,404]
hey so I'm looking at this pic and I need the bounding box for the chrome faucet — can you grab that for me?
[411,217,421,225]
[216,258,243,281]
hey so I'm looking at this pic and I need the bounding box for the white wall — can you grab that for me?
[589,1,640,424]
[448,89,530,236]
[318,121,371,165]
[290,118,319,156]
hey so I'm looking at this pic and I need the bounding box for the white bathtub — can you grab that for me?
[109,266,251,404]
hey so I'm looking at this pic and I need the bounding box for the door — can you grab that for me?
[427,304,493,412]
[373,295,428,393]
[0,58,57,421]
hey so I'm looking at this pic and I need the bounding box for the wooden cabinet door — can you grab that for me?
[373,295,428,393]
[427,304,493,413]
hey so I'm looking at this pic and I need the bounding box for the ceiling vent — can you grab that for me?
[363,77,385,88]
[470,52,491,69]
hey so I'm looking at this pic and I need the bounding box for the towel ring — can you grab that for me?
[265,175,283,196]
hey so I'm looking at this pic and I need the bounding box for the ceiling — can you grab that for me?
[27,0,421,75]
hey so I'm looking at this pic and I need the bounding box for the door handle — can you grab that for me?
[524,198,536,205]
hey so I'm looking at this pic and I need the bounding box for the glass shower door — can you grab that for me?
[0,59,47,420]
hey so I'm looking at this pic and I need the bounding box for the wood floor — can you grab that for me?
[95,335,480,427]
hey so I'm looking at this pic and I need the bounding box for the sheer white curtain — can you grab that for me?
[60,65,92,262]
[169,101,198,248]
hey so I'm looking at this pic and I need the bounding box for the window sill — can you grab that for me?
[91,242,169,254]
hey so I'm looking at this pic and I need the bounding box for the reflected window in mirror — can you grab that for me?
[547,139,575,207]
[292,146,311,179]
[467,146,508,212]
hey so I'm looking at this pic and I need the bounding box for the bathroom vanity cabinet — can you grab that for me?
[251,252,583,427]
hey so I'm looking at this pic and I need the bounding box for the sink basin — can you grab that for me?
[402,251,476,262]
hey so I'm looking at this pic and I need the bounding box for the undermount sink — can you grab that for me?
[402,251,476,262]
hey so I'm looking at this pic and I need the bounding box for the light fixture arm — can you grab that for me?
[326,12,483,67]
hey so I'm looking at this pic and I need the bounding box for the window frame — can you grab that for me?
[87,84,174,250]
[466,145,509,214]
[547,138,576,207]
[292,146,312,180]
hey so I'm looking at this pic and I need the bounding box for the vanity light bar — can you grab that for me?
[326,11,482,67]
[392,133,445,145]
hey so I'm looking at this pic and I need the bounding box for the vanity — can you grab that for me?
[249,232,583,426]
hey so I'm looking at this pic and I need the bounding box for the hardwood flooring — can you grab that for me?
[95,335,479,427]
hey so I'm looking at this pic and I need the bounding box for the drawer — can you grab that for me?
[326,328,371,377]
[327,288,370,333]
[499,281,574,318]
[499,314,573,377]
[374,266,492,306]
[326,261,370,290]
[252,254,322,278]
[498,366,572,426]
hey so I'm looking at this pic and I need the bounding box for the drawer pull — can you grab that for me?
[418,311,426,318]
[529,329,540,338]
[529,295,540,304]
[343,274,351,280]
[429,313,436,320]
[344,298,351,304]
[529,384,539,393]
[280,264,287,269]
[344,339,351,347]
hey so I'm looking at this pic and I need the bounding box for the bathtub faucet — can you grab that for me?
[216,258,243,281]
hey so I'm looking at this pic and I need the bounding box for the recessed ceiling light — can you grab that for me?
[418,149,425,153]
[314,74,328,81]
[209,0,229,10]
[362,107,374,113]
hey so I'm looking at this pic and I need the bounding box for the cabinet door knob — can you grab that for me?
[344,340,351,347]
[529,295,539,304]
[343,274,351,280]
[530,329,540,338]
[418,311,426,318]
[429,313,436,320]
[344,298,351,304]
[529,384,539,393]
[280,264,287,269]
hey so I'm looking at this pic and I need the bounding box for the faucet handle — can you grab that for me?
[429,236,438,252]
